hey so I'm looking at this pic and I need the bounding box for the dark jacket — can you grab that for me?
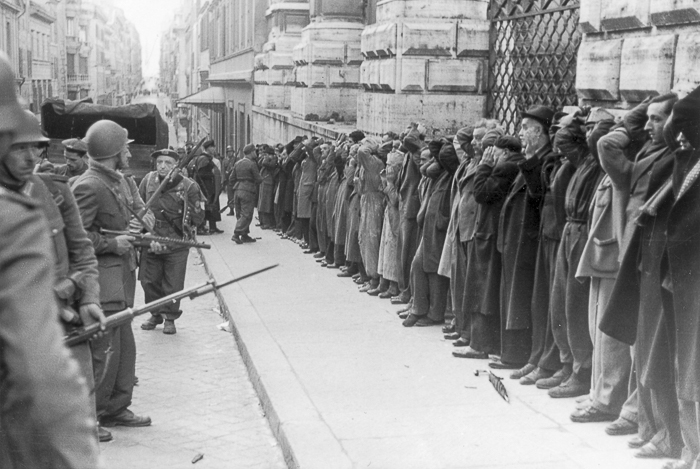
[230,157,263,195]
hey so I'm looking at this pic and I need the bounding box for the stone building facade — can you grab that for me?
[166,0,700,148]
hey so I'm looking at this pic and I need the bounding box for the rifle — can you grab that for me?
[101,228,212,250]
[138,136,207,218]
[64,264,278,346]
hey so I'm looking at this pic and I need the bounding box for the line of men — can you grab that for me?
[0,51,207,466]
[251,90,700,469]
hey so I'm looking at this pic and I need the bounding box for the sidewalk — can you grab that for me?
[202,212,670,469]
[100,250,287,469]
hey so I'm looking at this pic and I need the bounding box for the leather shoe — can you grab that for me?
[536,365,572,389]
[520,367,553,385]
[442,324,456,334]
[141,315,163,330]
[510,363,536,380]
[548,373,589,399]
[210,228,225,234]
[378,290,394,298]
[303,249,317,254]
[98,425,113,442]
[358,283,372,292]
[628,436,648,449]
[241,235,256,243]
[415,317,443,327]
[635,442,667,459]
[163,319,176,335]
[101,409,152,428]
[489,359,523,370]
[398,311,409,319]
[327,264,340,269]
[605,417,638,436]
[337,271,353,277]
[444,332,461,340]
[662,461,692,469]
[320,261,328,267]
[313,252,325,259]
[390,296,409,305]
[402,314,420,327]
[452,337,470,347]
[367,287,383,296]
[452,346,488,359]
[570,406,617,423]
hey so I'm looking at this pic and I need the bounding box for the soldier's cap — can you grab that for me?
[243,143,255,155]
[151,149,179,160]
[226,145,233,151]
[62,138,88,154]
[84,120,128,160]
[522,105,555,130]
[0,52,25,134]
[13,110,50,146]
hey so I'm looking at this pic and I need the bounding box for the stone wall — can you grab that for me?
[577,0,700,108]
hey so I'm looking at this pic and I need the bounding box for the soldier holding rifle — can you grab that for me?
[138,149,206,334]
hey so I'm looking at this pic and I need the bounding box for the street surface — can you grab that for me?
[100,250,287,469]
[203,213,671,469]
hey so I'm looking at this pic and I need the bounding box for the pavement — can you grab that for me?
[100,250,287,469]
[201,210,675,469]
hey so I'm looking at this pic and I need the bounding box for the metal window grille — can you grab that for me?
[487,0,581,134]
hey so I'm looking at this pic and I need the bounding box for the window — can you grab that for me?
[79,56,87,75]
[67,53,75,75]
[5,21,11,60]
[67,18,75,37]
[200,17,207,51]
[79,25,86,43]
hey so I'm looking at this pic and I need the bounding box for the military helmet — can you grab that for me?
[12,110,49,145]
[84,120,128,160]
[0,52,26,134]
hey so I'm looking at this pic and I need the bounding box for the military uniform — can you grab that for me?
[138,171,205,322]
[0,187,100,469]
[230,155,262,237]
[72,159,142,421]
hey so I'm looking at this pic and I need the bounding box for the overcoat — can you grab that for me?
[297,150,318,219]
[257,153,278,213]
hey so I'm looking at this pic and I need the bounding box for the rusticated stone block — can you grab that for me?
[330,66,360,88]
[361,24,378,58]
[308,64,328,88]
[379,58,396,91]
[456,20,489,57]
[400,58,425,92]
[576,38,623,101]
[402,22,455,57]
[360,61,371,90]
[374,22,397,57]
[601,0,649,31]
[310,43,345,66]
[619,34,676,102]
[651,0,700,26]
[347,44,363,66]
[579,0,603,33]
[427,59,481,93]
[674,32,700,95]
[377,0,487,23]
[368,60,381,91]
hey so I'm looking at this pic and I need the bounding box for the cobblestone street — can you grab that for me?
[100,250,287,469]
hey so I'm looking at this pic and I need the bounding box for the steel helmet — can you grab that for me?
[0,52,26,134]
[12,110,49,145]
[84,120,128,160]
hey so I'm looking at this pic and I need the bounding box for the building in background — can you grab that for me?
[0,0,142,114]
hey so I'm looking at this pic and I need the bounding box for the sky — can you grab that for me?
[112,0,179,77]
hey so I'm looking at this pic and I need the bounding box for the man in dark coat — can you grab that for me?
[257,144,278,229]
[189,139,222,234]
[230,144,263,244]
[600,94,683,460]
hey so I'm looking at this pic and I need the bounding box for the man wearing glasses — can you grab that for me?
[138,149,205,335]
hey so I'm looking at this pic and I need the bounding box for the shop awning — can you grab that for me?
[178,87,225,111]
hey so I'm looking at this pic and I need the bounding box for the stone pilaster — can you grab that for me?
[254,1,310,110]
[290,0,364,121]
[358,0,489,134]
[577,0,700,107]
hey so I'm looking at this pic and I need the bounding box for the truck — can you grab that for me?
[40,98,169,182]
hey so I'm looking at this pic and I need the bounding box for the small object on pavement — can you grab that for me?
[192,453,204,464]
[217,321,231,332]
[474,370,510,403]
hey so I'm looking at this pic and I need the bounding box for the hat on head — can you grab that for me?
[349,130,365,143]
[402,128,422,153]
[84,120,128,160]
[62,138,88,154]
[226,145,233,151]
[672,85,700,149]
[522,105,555,129]
[243,143,255,155]
[203,139,215,149]
[455,126,474,146]
[0,52,25,134]
[481,128,505,149]
[150,149,179,160]
[494,135,522,154]
[13,110,49,146]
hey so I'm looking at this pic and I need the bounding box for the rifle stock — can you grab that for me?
[101,229,212,250]
[64,264,278,346]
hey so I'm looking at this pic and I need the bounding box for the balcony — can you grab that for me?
[67,74,90,83]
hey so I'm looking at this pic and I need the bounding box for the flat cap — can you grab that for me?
[522,105,555,129]
[151,149,179,160]
[62,138,88,153]
[243,143,255,155]
[455,126,474,146]
[494,135,522,153]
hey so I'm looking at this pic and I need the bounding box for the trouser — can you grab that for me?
[325,239,335,264]
[70,342,98,441]
[333,243,346,266]
[140,248,189,320]
[410,244,448,321]
[637,375,682,457]
[234,190,256,235]
[551,222,592,376]
[450,243,468,340]
[259,211,275,228]
[300,217,310,244]
[588,276,633,416]
[226,186,235,213]
[531,237,561,371]
[679,400,700,467]
[92,321,136,419]
[309,203,319,250]
[397,218,419,298]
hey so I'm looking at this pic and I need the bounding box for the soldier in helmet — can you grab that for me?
[138,149,206,335]
[0,52,101,468]
[53,138,89,180]
[72,119,161,438]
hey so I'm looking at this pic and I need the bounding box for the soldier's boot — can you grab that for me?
[241,234,257,243]
[141,314,163,330]
[231,234,243,244]
[163,319,177,335]
[98,425,113,442]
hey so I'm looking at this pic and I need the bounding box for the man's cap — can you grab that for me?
[455,126,474,146]
[84,120,128,160]
[0,52,25,134]
[226,145,233,151]
[482,128,505,148]
[203,139,215,149]
[151,149,179,160]
[243,143,255,155]
[62,138,88,153]
[522,105,555,129]
[349,130,365,143]
[494,135,522,153]
[13,110,49,146]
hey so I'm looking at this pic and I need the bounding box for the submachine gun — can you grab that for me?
[64,264,278,346]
